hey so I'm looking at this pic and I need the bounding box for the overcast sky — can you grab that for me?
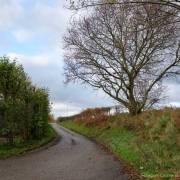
[1,0,180,118]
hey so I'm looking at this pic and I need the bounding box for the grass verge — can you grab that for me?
[58,108,180,180]
[0,124,56,159]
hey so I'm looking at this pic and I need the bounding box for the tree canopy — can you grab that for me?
[62,3,180,115]
[66,0,180,11]
[0,56,51,143]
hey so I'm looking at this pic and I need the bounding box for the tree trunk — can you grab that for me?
[129,98,142,116]
[6,131,14,145]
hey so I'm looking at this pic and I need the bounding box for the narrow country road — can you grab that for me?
[0,123,130,180]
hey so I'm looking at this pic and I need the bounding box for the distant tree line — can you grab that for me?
[57,106,126,122]
[57,113,82,122]
[0,56,51,144]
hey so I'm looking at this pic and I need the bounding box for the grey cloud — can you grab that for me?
[2,0,180,118]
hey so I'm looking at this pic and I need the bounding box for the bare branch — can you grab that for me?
[62,3,180,115]
[65,0,180,11]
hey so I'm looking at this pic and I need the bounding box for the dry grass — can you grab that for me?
[74,107,111,127]
[73,106,180,177]
[49,115,56,123]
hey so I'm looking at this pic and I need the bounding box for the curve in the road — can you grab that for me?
[0,123,130,180]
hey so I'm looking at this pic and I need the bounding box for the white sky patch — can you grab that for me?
[52,103,66,111]
[165,81,180,103]
[34,2,72,33]
[8,53,51,67]
[12,29,34,43]
[51,102,82,117]
[169,102,180,107]
[0,0,24,29]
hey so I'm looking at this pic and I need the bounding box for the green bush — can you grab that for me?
[0,55,51,143]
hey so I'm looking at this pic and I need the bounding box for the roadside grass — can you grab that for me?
[58,107,180,179]
[0,124,56,159]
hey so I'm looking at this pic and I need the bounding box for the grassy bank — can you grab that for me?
[58,107,180,179]
[0,124,56,159]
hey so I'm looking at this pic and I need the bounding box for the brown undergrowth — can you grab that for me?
[72,106,180,179]
[74,107,112,127]
[49,115,56,123]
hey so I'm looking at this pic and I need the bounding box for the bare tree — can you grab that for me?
[134,78,168,111]
[66,0,180,11]
[62,3,180,115]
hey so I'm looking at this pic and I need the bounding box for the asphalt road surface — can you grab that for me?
[0,123,130,180]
